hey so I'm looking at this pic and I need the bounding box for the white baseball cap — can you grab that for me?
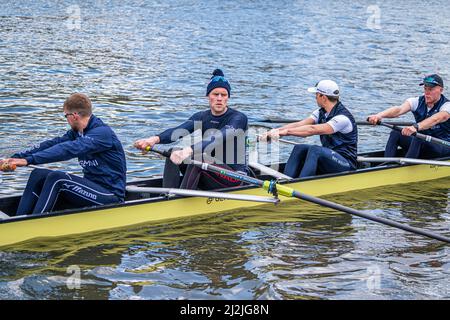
[307,80,340,97]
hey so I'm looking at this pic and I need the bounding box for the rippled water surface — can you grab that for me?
[0,0,449,299]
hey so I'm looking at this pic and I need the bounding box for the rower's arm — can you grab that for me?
[259,118,315,141]
[376,100,412,119]
[11,132,73,159]
[417,110,450,131]
[276,118,316,131]
[157,112,202,144]
[283,123,334,137]
[23,127,113,165]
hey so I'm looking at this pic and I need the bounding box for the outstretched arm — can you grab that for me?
[23,127,113,165]
[11,132,73,159]
[280,122,334,137]
[260,117,316,141]
[367,100,412,124]
[134,112,202,152]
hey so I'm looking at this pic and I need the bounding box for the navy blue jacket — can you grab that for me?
[318,102,358,169]
[413,95,450,141]
[157,108,248,173]
[12,115,127,200]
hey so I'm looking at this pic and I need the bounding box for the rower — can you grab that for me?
[134,69,248,190]
[260,80,358,178]
[368,74,450,159]
[0,93,127,215]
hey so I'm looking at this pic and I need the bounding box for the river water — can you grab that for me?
[0,0,449,300]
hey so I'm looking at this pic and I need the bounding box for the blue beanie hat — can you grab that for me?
[206,69,231,97]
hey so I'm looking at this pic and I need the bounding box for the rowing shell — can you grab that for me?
[0,152,449,247]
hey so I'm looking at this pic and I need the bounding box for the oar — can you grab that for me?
[250,123,274,129]
[1,161,157,176]
[147,145,450,244]
[126,186,280,204]
[254,118,300,123]
[254,117,415,126]
[377,121,450,149]
[248,162,293,180]
[255,134,297,145]
[357,121,415,126]
[358,156,450,167]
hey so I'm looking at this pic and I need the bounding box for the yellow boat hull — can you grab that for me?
[0,161,449,247]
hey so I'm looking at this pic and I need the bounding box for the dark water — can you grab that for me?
[0,0,449,299]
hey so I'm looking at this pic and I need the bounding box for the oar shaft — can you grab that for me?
[356,121,415,126]
[147,145,450,244]
[126,186,279,204]
[196,161,450,244]
[256,134,298,146]
[255,118,300,123]
[294,191,450,243]
[255,118,415,126]
[358,156,450,167]
[380,122,450,148]
[192,160,264,187]
[149,144,174,158]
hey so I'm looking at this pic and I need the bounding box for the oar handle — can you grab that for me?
[145,145,173,158]
[0,163,17,172]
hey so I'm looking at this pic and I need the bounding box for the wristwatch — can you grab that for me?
[413,123,420,131]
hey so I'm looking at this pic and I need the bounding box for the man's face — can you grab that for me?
[64,109,78,130]
[423,85,443,105]
[315,93,326,108]
[208,88,229,116]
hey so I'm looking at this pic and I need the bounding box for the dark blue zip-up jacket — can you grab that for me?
[12,115,127,200]
[318,102,358,169]
[413,95,450,141]
[157,108,248,173]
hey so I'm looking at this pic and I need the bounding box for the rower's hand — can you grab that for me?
[170,147,193,165]
[0,158,27,171]
[134,136,160,153]
[367,115,382,125]
[402,125,417,136]
[259,129,280,142]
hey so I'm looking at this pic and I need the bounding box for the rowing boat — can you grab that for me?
[0,151,449,247]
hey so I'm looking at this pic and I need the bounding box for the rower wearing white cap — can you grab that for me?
[261,80,358,178]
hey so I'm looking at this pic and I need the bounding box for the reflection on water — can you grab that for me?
[0,0,449,299]
[0,178,448,300]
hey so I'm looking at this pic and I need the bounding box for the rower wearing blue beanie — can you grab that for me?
[134,69,248,190]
